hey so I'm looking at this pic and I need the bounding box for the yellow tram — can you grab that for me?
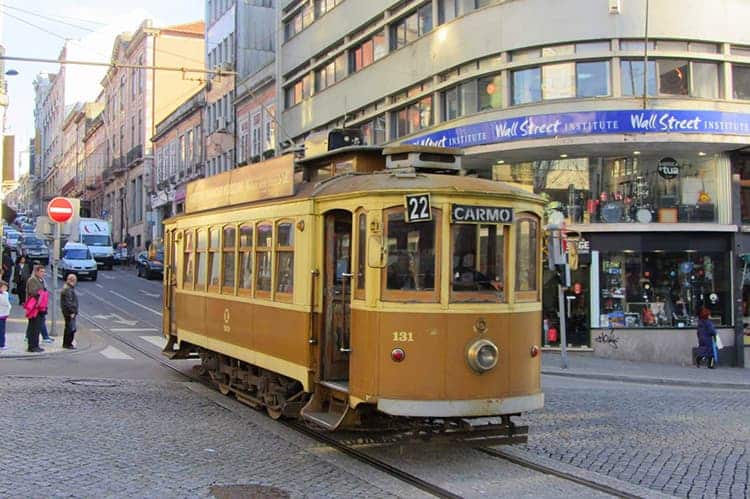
[162,143,545,435]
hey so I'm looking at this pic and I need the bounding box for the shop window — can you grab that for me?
[383,207,439,302]
[515,215,539,300]
[504,154,721,225]
[621,60,657,96]
[657,59,689,95]
[276,221,294,296]
[451,223,506,302]
[238,224,253,292]
[512,67,541,105]
[222,225,236,292]
[599,251,730,328]
[183,230,194,289]
[355,211,366,299]
[255,223,273,294]
[576,61,610,97]
[196,229,208,288]
[542,63,575,100]
[733,64,750,100]
[691,62,719,99]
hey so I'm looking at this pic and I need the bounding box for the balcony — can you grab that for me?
[111,156,126,176]
[102,168,115,185]
[126,145,143,167]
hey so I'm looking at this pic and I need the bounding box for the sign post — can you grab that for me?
[547,223,570,369]
[47,197,74,338]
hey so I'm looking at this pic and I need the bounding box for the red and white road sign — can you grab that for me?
[47,197,75,223]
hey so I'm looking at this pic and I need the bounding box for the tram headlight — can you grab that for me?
[466,339,499,373]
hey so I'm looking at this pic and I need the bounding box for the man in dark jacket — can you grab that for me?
[61,274,79,349]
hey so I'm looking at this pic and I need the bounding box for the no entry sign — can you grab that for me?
[47,197,75,223]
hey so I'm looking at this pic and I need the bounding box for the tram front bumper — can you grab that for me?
[376,392,544,418]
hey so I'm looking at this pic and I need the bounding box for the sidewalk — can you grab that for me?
[542,352,750,390]
[0,298,84,358]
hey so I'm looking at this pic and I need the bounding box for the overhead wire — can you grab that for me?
[2,5,100,33]
[2,10,70,42]
[3,4,108,27]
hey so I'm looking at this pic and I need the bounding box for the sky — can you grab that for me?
[0,0,204,176]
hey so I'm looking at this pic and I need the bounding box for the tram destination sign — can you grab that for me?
[452,204,513,224]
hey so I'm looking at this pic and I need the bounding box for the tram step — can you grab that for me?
[300,385,351,431]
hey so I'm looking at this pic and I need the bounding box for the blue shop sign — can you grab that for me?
[403,109,750,148]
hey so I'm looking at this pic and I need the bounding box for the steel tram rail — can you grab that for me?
[77,311,461,499]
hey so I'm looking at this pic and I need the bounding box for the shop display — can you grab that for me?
[599,251,729,328]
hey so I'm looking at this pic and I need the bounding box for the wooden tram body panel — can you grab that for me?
[164,162,545,421]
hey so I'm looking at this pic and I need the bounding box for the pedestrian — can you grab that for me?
[13,255,30,305]
[2,245,13,283]
[0,280,10,350]
[25,264,50,352]
[695,307,718,368]
[60,274,78,349]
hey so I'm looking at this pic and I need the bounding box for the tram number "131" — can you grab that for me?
[392,331,414,342]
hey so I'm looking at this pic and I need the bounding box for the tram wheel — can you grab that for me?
[266,405,283,420]
[218,383,232,396]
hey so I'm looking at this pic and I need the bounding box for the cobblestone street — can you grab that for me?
[523,376,750,498]
[0,377,413,499]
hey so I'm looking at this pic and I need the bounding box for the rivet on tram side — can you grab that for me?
[474,318,488,334]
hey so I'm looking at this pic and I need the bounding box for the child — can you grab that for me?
[0,280,11,350]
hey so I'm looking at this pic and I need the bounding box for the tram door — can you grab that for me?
[322,210,352,381]
[163,229,177,338]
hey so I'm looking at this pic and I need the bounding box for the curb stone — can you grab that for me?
[542,369,750,391]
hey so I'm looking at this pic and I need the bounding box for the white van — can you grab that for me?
[71,218,114,269]
[59,242,98,281]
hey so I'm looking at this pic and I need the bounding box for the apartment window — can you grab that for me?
[689,42,718,54]
[390,3,433,50]
[692,62,719,99]
[619,40,655,52]
[443,81,476,120]
[264,106,275,152]
[238,224,253,292]
[542,63,575,100]
[478,74,502,110]
[186,129,194,165]
[576,61,611,97]
[252,113,262,158]
[360,115,386,145]
[315,61,336,92]
[438,0,474,23]
[314,0,339,18]
[179,135,186,174]
[334,52,347,82]
[349,31,386,73]
[734,64,750,100]
[239,119,249,163]
[138,55,144,92]
[512,67,542,104]
[658,59,689,95]
[131,68,137,97]
[130,117,136,150]
[731,45,750,57]
[392,96,433,139]
[275,221,294,295]
[575,41,610,54]
[620,60,657,96]
[656,40,688,52]
[194,126,202,165]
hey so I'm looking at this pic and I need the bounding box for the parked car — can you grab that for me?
[4,229,21,250]
[136,250,164,279]
[58,242,97,281]
[19,236,49,264]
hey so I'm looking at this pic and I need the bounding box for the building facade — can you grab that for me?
[278,0,750,365]
[100,20,204,252]
[82,99,106,219]
[205,0,237,177]
[151,88,205,238]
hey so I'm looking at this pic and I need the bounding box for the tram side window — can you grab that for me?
[515,215,539,298]
[384,210,437,299]
[222,225,236,291]
[196,229,208,288]
[276,221,294,295]
[208,227,221,289]
[183,230,194,289]
[356,212,366,295]
[451,223,506,301]
[238,224,253,291]
[256,223,273,293]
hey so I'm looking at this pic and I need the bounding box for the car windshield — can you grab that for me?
[23,237,43,246]
[82,235,111,246]
[65,249,91,260]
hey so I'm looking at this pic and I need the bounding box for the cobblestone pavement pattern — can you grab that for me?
[522,376,750,498]
[0,377,407,499]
